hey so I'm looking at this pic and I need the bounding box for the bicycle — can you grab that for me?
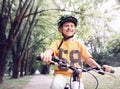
[36,56,115,89]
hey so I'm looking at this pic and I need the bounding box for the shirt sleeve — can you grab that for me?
[79,42,92,62]
[47,40,59,56]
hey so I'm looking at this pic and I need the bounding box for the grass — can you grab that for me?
[0,67,120,89]
[0,75,33,89]
[83,67,120,89]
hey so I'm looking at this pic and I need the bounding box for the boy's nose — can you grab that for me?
[68,26,72,29]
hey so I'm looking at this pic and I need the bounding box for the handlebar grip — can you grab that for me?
[36,56,42,61]
[36,56,59,65]
[102,67,115,73]
[110,70,115,73]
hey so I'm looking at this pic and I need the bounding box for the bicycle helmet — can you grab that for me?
[58,15,78,28]
[57,15,78,49]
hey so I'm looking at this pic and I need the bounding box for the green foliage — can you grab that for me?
[106,34,120,56]
[92,33,120,66]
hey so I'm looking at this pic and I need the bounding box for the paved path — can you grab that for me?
[23,74,52,89]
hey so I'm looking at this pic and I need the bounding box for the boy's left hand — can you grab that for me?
[102,65,113,72]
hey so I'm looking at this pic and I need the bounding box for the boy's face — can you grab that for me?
[59,22,76,38]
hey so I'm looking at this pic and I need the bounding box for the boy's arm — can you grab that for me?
[85,58,113,72]
[85,58,101,68]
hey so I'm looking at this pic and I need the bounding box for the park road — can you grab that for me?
[23,74,52,89]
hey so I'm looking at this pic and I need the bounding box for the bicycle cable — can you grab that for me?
[87,71,99,89]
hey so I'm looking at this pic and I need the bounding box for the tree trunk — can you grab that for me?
[0,43,7,83]
[11,46,20,78]
[20,59,24,77]
[40,64,50,74]
[24,59,30,75]
[11,57,20,78]
[0,15,8,84]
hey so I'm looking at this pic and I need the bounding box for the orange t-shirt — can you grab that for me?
[48,39,92,77]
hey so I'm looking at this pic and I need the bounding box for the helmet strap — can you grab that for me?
[58,33,74,49]
[58,38,64,49]
[62,32,74,40]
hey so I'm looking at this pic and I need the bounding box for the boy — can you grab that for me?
[40,15,112,89]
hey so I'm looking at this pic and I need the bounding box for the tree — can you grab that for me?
[106,34,120,57]
[0,0,39,83]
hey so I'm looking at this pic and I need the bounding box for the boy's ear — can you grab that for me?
[58,27,62,33]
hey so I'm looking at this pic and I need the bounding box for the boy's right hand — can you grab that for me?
[40,50,53,64]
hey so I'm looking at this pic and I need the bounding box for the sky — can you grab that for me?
[102,0,120,32]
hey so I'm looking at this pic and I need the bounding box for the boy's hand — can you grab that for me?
[102,65,113,72]
[40,50,53,64]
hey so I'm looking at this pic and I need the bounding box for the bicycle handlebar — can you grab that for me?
[36,56,115,74]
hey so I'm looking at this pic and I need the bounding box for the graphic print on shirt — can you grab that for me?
[58,48,82,71]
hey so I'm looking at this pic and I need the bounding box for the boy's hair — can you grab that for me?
[58,15,78,28]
